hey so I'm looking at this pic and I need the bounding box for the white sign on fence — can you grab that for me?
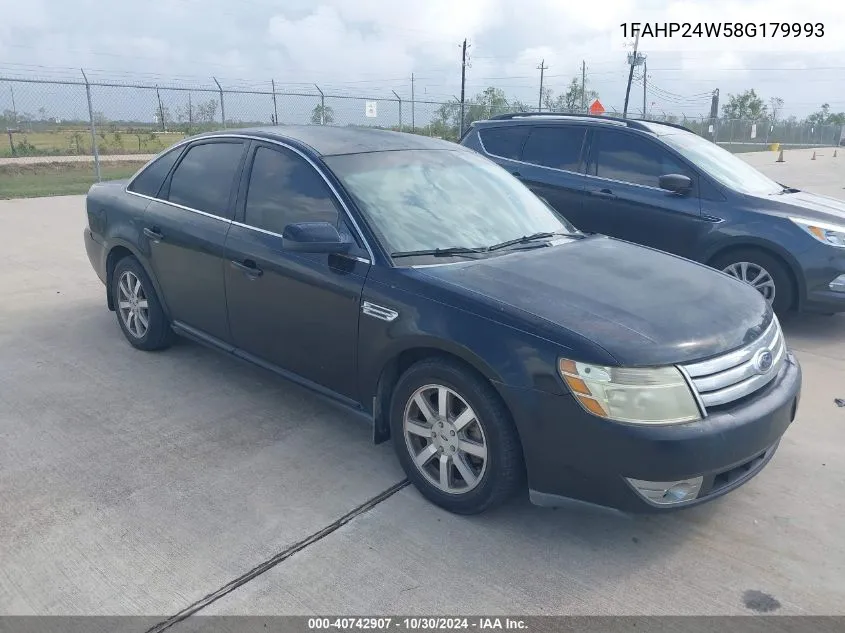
[750,123,757,139]
[365,101,378,118]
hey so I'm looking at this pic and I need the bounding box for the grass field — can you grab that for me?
[2,129,186,158]
[0,161,147,199]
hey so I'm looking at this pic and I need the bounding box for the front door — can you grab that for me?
[224,142,370,400]
[580,129,704,257]
[143,139,247,342]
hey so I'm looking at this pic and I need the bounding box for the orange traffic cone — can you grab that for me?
[776,149,785,163]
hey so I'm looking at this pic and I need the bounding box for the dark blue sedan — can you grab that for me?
[84,126,801,514]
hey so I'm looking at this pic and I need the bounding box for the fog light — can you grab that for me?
[626,476,703,505]
[830,274,845,293]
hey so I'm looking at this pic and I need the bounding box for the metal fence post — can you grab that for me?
[213,77,225,128]
[392,90,402,132]
[271,79,279,125]
[80,69,101,182]
[155,85,166,131]
[315,84,325,124]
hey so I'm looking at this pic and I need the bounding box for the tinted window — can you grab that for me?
[167,142,244,217]
[244,146,340,235]
[128,146,182,197]
[522,126,586,171]
[593,131,689,188]
[479,126,530,160]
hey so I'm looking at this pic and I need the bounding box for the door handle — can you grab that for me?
[511,171,521,177]
[231,259,263,278]
[589,188,616,199]
[143,227,164,242]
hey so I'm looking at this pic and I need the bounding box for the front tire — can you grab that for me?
[390,358,524,514]
[111,256,173,351]
[711,249,794,315]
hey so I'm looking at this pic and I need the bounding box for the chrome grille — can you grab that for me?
[681,316,786,410]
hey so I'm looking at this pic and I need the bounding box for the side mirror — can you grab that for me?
[658,173,692,194]
[282,222,351,254]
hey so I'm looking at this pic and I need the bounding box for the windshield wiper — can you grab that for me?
[390,246,487,259]
[486,231,572,251]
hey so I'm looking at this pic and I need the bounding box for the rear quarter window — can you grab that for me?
[478,126,531,160]
[127,146,183,197]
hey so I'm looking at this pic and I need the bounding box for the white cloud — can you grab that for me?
[0,0,843,116]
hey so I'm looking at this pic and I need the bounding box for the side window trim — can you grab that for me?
[586,129,699,194]
[232,141,373,262]
[477,125,530,162]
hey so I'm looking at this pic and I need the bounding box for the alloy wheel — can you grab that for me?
[722,261,776,304]
[403,384,488,495]
[117,270,150,339]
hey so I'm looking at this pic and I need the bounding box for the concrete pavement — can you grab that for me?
[0,150,844,619]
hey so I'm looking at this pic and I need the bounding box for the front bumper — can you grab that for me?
[798,243,845,313]
[498,352,802,513]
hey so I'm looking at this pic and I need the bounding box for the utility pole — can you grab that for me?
[459,39,469,137]
[623,33,643,119]
[188,92,193,132]
[581,61,586,113]
[709,88,720,140]
[642,59,647,118]
[537,59,548,111]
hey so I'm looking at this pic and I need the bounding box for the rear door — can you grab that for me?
[500,125,589,229]
[582,129,704,256]
[143,139,247,342]
[224,142,370,400]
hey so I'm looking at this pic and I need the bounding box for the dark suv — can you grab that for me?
[461,113,845,314]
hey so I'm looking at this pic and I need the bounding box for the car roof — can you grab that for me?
[198,125,462,157]
[469,113,694,137]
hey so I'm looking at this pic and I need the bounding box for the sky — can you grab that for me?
[1,0,844,125]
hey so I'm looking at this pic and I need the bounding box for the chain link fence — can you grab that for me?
[2,76,843,178]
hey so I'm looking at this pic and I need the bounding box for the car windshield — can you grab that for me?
[660,132,784,195]
[324,149,577,257]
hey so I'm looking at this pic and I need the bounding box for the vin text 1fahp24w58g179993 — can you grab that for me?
[84,126,801,514]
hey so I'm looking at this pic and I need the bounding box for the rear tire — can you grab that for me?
[710,248,795,315]
[390,358,524,514]
[111,256,173,351]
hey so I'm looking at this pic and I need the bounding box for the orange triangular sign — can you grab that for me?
[589,99,605,115]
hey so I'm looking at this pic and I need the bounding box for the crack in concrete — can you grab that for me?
[144,479,410,633]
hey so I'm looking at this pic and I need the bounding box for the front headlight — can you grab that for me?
[558,359,701,425]
[790,217,845,248]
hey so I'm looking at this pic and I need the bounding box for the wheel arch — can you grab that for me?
[370,341,514,446]
[703,238,805,311]
[104,240,169,316]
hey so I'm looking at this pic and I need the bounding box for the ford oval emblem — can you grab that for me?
[753,349,774,374]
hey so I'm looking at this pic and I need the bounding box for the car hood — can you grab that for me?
[762,189,845,224]
[417,236,772,366]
